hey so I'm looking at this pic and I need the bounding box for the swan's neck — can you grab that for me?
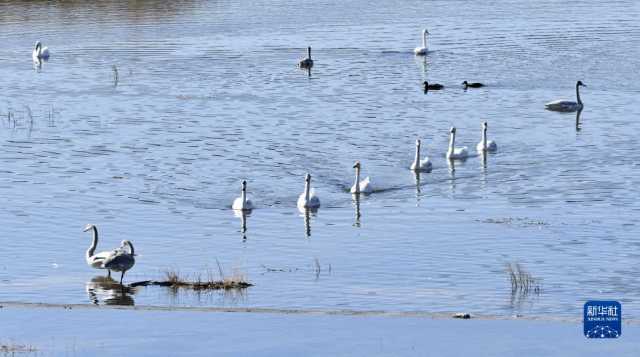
[241,187,247,206]
[126,241,134,256]
[448,132,455,153]
[304,180,311,202]
[307,47,312,59]
[86,226,98,259]
[482,127,487,149]
[576,83,582,105]
[354,167,361,193]
[422,32,427,48]
[414,143,420,166]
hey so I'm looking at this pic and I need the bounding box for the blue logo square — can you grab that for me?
[584,300,621,338]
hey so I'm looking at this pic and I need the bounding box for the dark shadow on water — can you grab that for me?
[298,207,318,237]
[352,194,361,227]
[86,276,138,306]
[575,108,583,132]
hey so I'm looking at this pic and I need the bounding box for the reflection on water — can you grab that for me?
[575,108,583,131]
[86,276,137,306]
[299,207,317,237]
[352,195,361,227]
[0,0,639,319]
[233,209,250,240]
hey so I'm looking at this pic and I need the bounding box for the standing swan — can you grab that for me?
[232,180,254,210]
[103,240,135,284]
[297,173,321,209]
[350,161,373,194]
[545,81,585,112]
[410,139,433,172]
[84,224,117,277]
[414,29,429,55]
[446,127,469,160]
[299,47,314,68]
[32,41,50,61]
[476,122,498,153]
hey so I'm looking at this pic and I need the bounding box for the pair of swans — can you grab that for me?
[84,224,136,284]
[232,174,321,211]
[32,41,50,61]
[447,122,498,160]
[545,81,585,112]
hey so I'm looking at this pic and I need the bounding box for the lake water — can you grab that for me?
[1,0,639,320]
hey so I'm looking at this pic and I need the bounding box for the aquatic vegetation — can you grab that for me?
[507,263,541,294]
[131,263,252,290]
[0,341,36,353]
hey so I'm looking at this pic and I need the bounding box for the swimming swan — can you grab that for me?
[299,47,314,68]
[350,161,373,194]
[476,121,497,153]
[410,139,433,172]
[545,81,585,112]
[462,81,484,89]
[414,29,429,55]
[446,127,469,160]
[423,81,444,91]
[232,180,254,210]
[297,173,321,209]
[32,41,50,61]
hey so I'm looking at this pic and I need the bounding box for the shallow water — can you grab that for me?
[1,0,639,319]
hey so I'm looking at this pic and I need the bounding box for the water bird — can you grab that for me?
[446,127,469,160]
[410,139,433,172]
[462,81,484,88]
[32,41,50,61]
[423,81,444,91]
[84,224,119,277]
[232,180,254,210]
[299,47,314,68]
[545,80,585,112]
[103,240,136,284]
[350,161,373,194]
[297,173,321,209]
[414,29,429,55]
[476,121,497,153]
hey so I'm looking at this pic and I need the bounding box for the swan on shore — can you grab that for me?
[298,173,321,209]
[414,29,429,55]
[446,127,469,160]
[232,180,254,210]
[411,139,433,172]
[350,161,373,194]
[476,121,497,153]
[103,240,136,284]
[84,224,117,277]
[299,47,314,68]
[32,41,50,61]
[545,81,585,112]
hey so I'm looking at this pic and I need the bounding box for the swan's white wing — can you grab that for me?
[360,177,373,193]
[414,47,427,55]
[232,197,244,210]
[87,250,116,268]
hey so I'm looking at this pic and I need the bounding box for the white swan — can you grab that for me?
[410,139,432,172]
[350,161,373,194]
[103,240,136,284]
[84,224,118,277]
[446,127,469,160]
[297,173,321,209]
[476,121,497,153]
[232,180,254,210]
[32,41,50,61]
[545,81,585,112]
[299,46,314,68]
[414,29,429,55]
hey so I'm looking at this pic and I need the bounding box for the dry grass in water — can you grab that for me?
[131,262,252,290]
[507,262,541,294]
[0,342,37,353]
